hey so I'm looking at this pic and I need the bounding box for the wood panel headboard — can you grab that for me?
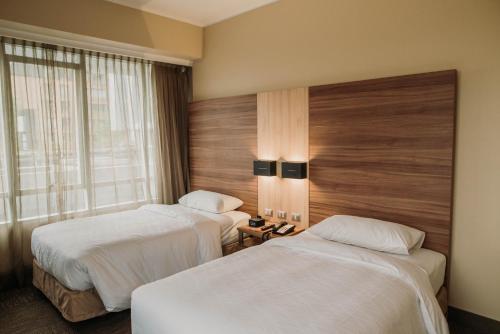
[188,94,258,216]
[309,70,457,259]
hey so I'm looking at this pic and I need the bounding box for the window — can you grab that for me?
[0,40,158,223]
[86,56,156,208]
[8,53,86,220]
[0,85,8,224]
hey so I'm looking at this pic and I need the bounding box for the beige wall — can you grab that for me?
[193,0,500,320]
[0,0,203,60]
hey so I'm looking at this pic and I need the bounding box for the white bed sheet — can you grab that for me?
[132,231,449,334]
[176,207,250,245]
[220,211,250,245]
[389,247,446,294]
[31,204,230,311]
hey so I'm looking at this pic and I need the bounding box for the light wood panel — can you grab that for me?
[257,88,309,228]
[309,70,457,263]
[189,94,258,216]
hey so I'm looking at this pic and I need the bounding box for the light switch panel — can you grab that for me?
[264,208,273,217]
[277,210,287,219]
[291,213,301,222]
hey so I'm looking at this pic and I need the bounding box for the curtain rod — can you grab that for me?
[0,19,193,67]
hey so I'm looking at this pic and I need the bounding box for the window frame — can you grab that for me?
[0,44,155,224]
[5,52,88,212]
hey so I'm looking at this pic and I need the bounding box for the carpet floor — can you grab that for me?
[0,286,130,334]
[0,285,482,334]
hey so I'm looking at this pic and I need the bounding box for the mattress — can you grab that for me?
[176,206,244,240]
[388,246,446,294]
[296,231,446,294]
[158,207,250,245]
[31,204,232,311]
[219,211,251,245]
[132,232,449,334]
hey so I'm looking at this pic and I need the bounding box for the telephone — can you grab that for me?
[272,222,295,236]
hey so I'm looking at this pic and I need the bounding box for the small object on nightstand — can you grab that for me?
[273,222,295,235]
[260,224,274,231]
[272,222,287,232]
[237,224,304,247]
[249,216,265,227]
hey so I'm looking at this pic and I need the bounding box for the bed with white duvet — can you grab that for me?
[32,191,250,312]
[132,216,449,334]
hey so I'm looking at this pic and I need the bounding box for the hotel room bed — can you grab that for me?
[132,231,449,334]
[31,200,250,321]
[149,70,455,334]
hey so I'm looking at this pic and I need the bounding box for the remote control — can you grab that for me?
[260,224,273,231]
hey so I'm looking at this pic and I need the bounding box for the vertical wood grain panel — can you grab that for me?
[189,94,258,216]
[257,88,309,228]
[309,70,456,261]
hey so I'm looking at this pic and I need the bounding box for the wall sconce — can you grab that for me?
[281,161,308,179]
[253,160,277,176]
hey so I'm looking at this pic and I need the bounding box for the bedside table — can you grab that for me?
[237,224,305,247]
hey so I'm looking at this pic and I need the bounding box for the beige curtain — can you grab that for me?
[153,63,191,204]
[0,38,159,288]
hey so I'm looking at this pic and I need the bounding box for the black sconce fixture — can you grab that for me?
[281,161,308,179]
[253,160,277,176]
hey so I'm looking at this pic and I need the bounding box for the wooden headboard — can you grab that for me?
[188,94,258,216]
[309,70,457,259]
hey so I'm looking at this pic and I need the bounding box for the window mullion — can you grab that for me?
[0,43,20,224]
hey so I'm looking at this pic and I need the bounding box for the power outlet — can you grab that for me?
[291,213,301,222]
[277,210,287,219]
[264,208,273,217]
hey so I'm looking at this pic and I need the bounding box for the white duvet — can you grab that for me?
[132,232,449,334]
[32,204,228,311]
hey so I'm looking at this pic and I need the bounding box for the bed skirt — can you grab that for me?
[32,259,107,322]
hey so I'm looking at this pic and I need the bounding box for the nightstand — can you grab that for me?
[237,224,305,247]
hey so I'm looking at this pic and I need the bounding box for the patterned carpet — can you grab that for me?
[0,284,480,334]
[0,285,130,334]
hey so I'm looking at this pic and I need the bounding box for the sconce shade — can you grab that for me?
[281,162,307,179]
[253,160,277,176]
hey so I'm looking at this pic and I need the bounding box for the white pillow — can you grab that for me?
[178,190,243,213]
[308,215,425,255]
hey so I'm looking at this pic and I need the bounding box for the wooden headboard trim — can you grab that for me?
[188,70,456,288]
[309,70,457,262]
[188,94,258,216]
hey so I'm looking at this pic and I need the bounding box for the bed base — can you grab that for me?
[32,258,449,322]
[437,286,448,316]
[33,243,239,322]
[32,259,107,322]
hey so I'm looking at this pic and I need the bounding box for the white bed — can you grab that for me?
[131,231,449,334]
[32,203,249,311]
[388,245,446,295]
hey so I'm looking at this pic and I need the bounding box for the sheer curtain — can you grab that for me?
[86,53,158,212]
[0,38,158,287]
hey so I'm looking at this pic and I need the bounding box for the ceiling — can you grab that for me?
[106,0,278,27]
